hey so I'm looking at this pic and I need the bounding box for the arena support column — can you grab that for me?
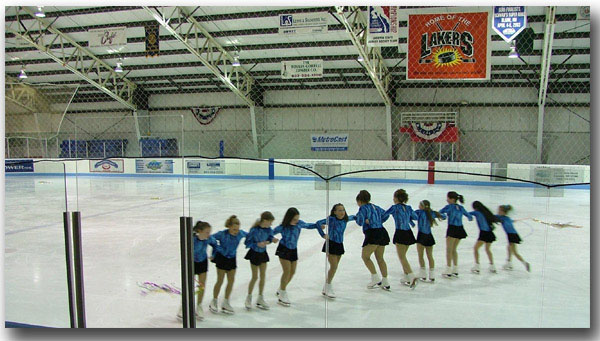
[536,6,556,164]
[386,105,393,159]
[250,106,259,157]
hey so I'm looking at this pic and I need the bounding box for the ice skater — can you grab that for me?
[469,201,500,274]
[208,215,248,315]
[414,200,444,283]
[384,189,419,288]
[243,211,279,310]
[355,190,391,291]
[272,207,326,306]
[315,203,356,298]
[439,191,473,278]
[496,205,530,272]
[177,220,217,321]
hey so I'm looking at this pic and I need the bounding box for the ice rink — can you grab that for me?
[4,172,590,328]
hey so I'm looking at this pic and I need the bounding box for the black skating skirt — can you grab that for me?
[194,260,208,274]
[244,249,270,266]
[275,244,298,262]
[393,229,416,246]
[507,233,522,244]
[446,225,467,239]
[362,228,391,247]
[212,252,237,271]
[416,232,436,247]
[322,240,345,255]
[478,230,496,243]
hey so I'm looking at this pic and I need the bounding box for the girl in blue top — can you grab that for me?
[414,200,444,283]
[315,203,356,298]
[384,189,419,289]
[439,191,473,278]
[177,220,217,321]
[273,207,325,306]
[243,211,279,311]
[497,205,530,272]
[355,190,391,291]
[208,215,248,315]
[469,201,500,275]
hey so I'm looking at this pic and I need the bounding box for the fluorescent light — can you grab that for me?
[232,56,240,67]
[34,6,45,18]
[508,45,519,59]
[115,62,123,73]
[18,67,27,79]
[357,55,364,62]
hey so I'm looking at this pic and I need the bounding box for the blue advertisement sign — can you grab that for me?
[492,6,527,43]
[5,159,34,172]
[135,159,174,173]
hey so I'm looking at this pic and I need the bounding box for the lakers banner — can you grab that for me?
[145,24,159,57]
[407,12,490,80]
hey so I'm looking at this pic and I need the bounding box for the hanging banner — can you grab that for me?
[492,7,527,43]
[135,159,173,173]
[191,107,221,125]
[145,24,160,57]
[311,134,348,151]
[367,6,398,46]
[88,26,127,48]
[400,125,459,143]
[281,60,323,79]
[407,11,491,80]
[279,13,328,35]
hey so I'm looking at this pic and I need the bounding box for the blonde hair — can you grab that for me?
[225,215,240,227]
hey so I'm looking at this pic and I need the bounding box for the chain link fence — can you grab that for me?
[4,6,590,166]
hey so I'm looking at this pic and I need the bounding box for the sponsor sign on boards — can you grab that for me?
[5,159,34,172]
[90,159,124,173]
[135,159,174,173]
[186,160,225,174]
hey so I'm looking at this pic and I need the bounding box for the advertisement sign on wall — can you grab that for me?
[187,160,225,174]
[135,159,173,173]
[281,60,323,79]
[279,13,328,35]
[407,11,491,80]
[90,159,124,173]
[5,159,34,172]
[367,6,398,46]
[311,134,349,151]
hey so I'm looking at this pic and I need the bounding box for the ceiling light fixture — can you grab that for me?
[115,61,123,73]
[18,66,27,79]
[357,54,364,62]
[508,42,519,59]
[34,6,45,18]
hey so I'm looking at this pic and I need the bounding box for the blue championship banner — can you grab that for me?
[5,159,34,172]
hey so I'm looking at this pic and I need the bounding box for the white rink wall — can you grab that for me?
[13,158,591,186]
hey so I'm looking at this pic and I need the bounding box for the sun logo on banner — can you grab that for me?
[433,47,462,67]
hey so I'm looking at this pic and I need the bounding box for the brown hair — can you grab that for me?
[225,215,240,227]
[193,220,211,233]
[356,190,371,204]
[252,211,275,227]
[421,200,441,226]
[281,207,300,227]
[394,189,408,203]
[330,203,348,222]
[447,191,464,204]
[499,205,513,214]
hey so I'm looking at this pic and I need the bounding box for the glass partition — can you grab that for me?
[4,160,70,327]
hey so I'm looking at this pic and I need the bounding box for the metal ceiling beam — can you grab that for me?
[5,6,137,110]
[335,6,391,106]
[5,76,41,113]
[143,6,254,107]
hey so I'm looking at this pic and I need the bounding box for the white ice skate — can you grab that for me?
[256,295,270,310]
[367,275,381,289]
[489,264,497,273]
[221,299,235,314]
[245,294,253,310]
[208,298,219,314]
[471,264,480,274]
[451,266,459,278]
[503,262,513,271]
[417,268,427,282]
[276,289,290,307]
[380,277,391,291]
[524,262,531,272]
[195,306,204,321]
[322,283,336,298]
[442,267,453,279]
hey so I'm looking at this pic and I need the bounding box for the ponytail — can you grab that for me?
[421,200,439,226]
[447,191,464,204]
[500,205,513,214]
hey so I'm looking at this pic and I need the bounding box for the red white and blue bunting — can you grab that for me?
[191,107,221,125]
[411,122,447,140]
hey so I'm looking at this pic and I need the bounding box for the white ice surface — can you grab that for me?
[4,174,590,328]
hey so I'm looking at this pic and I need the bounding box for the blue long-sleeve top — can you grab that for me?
[314,215,356,244]
[272,220,322,249]
[439,204,472,226]
[470,211,493,232]
[355,204,388,232]
[384,204,418,230]
[211,229,248,259]
[244,226,275,253]
[414,209,442,234]
[194,235,218,262]
[496,215,517,234]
